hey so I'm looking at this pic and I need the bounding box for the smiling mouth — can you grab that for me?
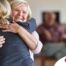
[15,19,26,22]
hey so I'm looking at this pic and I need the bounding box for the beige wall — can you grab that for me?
[27,0,66,25]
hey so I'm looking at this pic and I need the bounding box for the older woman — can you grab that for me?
[9,0,43,60]
[0,0,43,66]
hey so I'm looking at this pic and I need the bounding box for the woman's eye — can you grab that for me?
[14,9,19,12]
[23,11,26,14]
[15,10,19,12]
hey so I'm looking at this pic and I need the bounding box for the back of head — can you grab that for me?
[0,0,11,18]
[0,0,11,25]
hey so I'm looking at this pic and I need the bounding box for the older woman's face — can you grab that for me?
[0,11,3,18]
[11,3,29,22]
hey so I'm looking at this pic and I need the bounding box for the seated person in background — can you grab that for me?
[37,12,66,60]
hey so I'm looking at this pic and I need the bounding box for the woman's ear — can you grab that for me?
[27,14,30,21]
[0,11,3,18]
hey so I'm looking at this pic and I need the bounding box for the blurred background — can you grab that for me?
[27,0,66,26]
[27,0,66,66]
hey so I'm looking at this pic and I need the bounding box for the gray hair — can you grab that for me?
[10,0,32,20]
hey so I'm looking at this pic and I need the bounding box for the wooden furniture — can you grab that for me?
[34,55,56,66]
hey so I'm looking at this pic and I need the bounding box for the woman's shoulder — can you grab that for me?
[29,18,36,25]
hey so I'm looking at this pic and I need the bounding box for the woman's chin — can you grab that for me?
[15,19,26,23]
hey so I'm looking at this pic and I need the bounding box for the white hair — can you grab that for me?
[10,0,32,20]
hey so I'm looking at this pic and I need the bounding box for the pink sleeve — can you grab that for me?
[31,31,43,54]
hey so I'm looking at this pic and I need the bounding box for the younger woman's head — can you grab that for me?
[0,0,11,18]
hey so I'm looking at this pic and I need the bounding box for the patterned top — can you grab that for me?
[37,23,64,44]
